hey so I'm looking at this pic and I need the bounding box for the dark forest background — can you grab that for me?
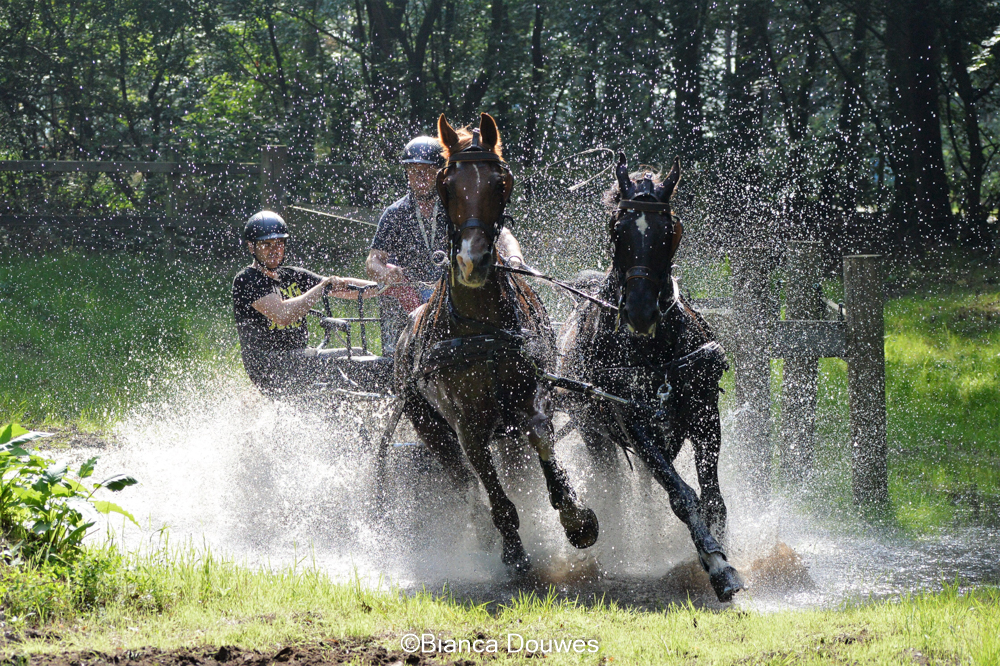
[2,0,999,253]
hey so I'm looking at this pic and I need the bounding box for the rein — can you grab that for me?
[494,264,619,312]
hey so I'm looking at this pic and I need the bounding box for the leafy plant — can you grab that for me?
[0,423,137,565]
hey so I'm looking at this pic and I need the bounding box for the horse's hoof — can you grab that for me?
[710,565,744,603]
[561,507,599,549]
[502,541,531,572]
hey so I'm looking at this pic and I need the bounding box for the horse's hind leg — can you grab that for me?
[456,423,530,571]
[524,411,600,550]
[402,393,474,490]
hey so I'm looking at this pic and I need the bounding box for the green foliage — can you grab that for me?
[0,423,137,566]
[0,545,171,629]
[0,563,74,627]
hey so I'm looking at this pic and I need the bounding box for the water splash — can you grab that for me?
[65,366,1000,613]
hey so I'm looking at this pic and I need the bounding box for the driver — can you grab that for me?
[233,210,377,397]
[366,135,526,352]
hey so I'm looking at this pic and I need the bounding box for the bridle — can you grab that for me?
[436,129,513,271]
[612,197,678,325]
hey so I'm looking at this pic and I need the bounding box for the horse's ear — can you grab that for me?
[438,114,460,155]
[669,218,684,258]
[655,156,681,203]
[479,113,499,152]
[616,152,635,200]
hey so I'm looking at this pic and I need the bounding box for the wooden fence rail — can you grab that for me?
[0,161,261,175]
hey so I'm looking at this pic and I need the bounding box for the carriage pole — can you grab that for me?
[730,246,776,497]
[844,255,888,512]
[779,241,823,482]
[261,145,288,214]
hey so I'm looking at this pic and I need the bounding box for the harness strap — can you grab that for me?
[418,332,524,379]
[625,266,659,286]
[618,199,671,212]
[447,151,501,163]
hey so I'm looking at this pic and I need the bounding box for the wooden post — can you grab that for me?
[844,255,888,511]
[730,246,775,496]
[779,241,823,482]
[261,145,287,214]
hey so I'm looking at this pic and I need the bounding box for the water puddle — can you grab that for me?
[63,376,1000,612]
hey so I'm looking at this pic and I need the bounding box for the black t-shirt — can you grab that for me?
[370,193,446,283]
[232,265,322,386]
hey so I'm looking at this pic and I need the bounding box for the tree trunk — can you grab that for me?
[819,0,870,249]
[668,0,708,157]
[523,0,544,182]
[723,0,772,246]
[364,0,401,106]
[884,0,953,248]
[943,9,989,246]
[406,0,445,125]
[461,0,507,119]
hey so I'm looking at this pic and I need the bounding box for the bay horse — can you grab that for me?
[557,154,743,601]
[394,113,599,571]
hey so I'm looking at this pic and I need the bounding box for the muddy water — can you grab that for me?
[64,377,1000,613]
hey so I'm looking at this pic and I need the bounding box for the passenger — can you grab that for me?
[233,210,377,397]
[365,134,526,353]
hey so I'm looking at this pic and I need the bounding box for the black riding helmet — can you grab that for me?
[401,136,445,167]
[244,210,290,243]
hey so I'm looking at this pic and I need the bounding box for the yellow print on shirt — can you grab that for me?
[268,282,304,330]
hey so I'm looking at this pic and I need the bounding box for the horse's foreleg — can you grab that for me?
[689,402,728,546]
[457,423,530,571]
[632,421,742,602]
[523,411,600,549]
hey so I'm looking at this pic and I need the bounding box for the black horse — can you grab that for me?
[395,113,600,571]
[557,154,743,602]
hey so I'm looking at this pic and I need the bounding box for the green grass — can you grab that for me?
[4,542,1000,664]
[0,249,376,430]
[790,251,1000,533]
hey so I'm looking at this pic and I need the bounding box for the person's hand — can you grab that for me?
[324,276,348,292]
[384,264,406,285]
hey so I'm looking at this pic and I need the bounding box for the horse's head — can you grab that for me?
[610,153,683,337]
[437,112,514,288]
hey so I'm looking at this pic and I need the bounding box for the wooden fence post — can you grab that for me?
[261,145,287,214]
[844,255,888,511]
[779,241,823,482]
[731,246,776,496]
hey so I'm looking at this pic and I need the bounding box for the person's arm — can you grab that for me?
[498,228,524,269]
[365,248,406,284]
[251,277,335,327]
[325,276,379,299]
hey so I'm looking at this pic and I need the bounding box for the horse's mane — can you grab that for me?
[601,164,664,210]
[439,127,504,161]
